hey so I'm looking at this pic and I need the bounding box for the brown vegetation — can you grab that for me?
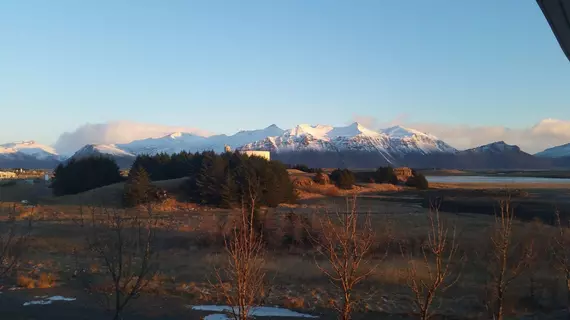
[485,198,535,320]
[309,196,377,320]
[403,206,461,319]
[4,171,570,319]
[212,183,267,320]
[0,204,32,279]
[78,206,161,320]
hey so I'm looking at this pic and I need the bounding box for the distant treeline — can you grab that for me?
[133,151,297,207]
[52,151,297,208]
[51,156,124,196]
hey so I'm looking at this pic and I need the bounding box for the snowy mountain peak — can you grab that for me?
[381,125,435,139]
[72,144,134,159]
[535,142,570,158]
[167,132,183,139]
[464,141,520,154]
[329,122,380,138]
[0,140,59,160]
[289,124,334,139]
[7,140,36,146]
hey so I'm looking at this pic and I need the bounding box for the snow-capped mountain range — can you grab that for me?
[1,122,569,169]
[87,122,456,165]
[0,141,61,160]
[238,123,456,164]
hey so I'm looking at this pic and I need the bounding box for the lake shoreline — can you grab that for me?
[420,169,570,179]
[426,175,570,185]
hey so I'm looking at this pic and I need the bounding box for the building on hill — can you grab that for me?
[238,150,271,161]
[394,167,413,182]
[0,171,17,179]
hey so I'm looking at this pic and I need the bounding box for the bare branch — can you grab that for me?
[404,204,462,320]
[486,194,533,320]
[80,206,160,320]
[211,175,267,320]
[308,195,377,320]
[0,203,32,279]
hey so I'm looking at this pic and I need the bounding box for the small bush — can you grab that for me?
[329,169,355,190]
[313,171,329,185]
[376,166,399,185]
[17,274,35,288]
[406,173,429,190]
[17,272,55,289]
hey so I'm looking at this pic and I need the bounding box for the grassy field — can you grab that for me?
[1,174,570,319]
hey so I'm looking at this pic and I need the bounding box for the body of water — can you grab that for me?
[426,175,570,184]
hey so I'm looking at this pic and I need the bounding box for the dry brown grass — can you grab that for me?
[4,175,570,319]
[296,182,402,200]
[17,272,56,289]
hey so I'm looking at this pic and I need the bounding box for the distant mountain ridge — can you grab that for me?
[0,141,62,169]
[2,123,570,170]
[238,123,456,162]
[535,143,570,158]
[0,141,59,160]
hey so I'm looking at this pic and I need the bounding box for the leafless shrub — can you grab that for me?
[403,205,462,320]
[309,196,376,320]
[521,218,544,310]
[212,179,267,320]
[79,205,160,320]
[0,203,32,280]
[551,210,570,315]
[485,197,534,320]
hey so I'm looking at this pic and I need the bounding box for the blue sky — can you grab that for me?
[1,0,569,145]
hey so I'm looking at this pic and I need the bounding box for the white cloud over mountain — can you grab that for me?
[53,121,213,155]
[352,115,570,154]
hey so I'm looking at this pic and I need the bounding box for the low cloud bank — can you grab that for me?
[54,121,212,155]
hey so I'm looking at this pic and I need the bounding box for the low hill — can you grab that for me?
[44,177,189,207]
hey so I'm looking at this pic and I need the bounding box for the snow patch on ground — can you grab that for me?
[204,314,231,320]
[23,295,76,306]
[191,305,318,318]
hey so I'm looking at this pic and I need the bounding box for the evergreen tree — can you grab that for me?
[376,166,399,185]
[51,156,123,196]
[194,153,217,204]
[220,170,236,208]
[123,166,153,207]
[406,172,429,190]
[178,150,296,208]
[329,169,355,190]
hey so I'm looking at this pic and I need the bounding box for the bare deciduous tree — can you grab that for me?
[80,206,160,320]
[404,206,461,320]
[486,198,534,320]
[0,204,32,280]
[309,196,376,320]
[551,210,570,315]
[213,177,267,320]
